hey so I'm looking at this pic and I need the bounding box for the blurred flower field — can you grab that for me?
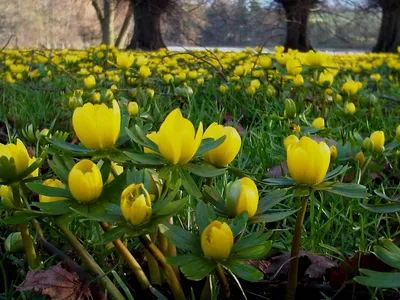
[1,45,400,299]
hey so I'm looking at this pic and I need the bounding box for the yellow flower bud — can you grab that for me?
[72,100,121,150]
[284,98,297,119]
[139,66,152,79]
[286,59,302,75]
[219,84,228,94]
[312,117,325,130]
[201,221,233,260]
[68,160,103,203]
[344,102,356,115]
[330,145,338,160]
[287,136,330,185]
[370,131,385,152]
[396,125,400,140]
[39,179,68,203]
[335,94,342,102]
[293,74,304,87]
[128,101,139,116]
[284,135,299,150]
[116,52,134,69]
[92,92,101,103]
[246,85,256,95]
[188,70,198,79]
[146,109,203,165]
[107,163,123,183]
[164,74,174,83]
[225,177,259,218]
[370,73,381,82]
[362,137,374,152]
[258,56,272,68]
[342,80,360,95]
[121,184,152,226]
[318,71,334,87]
[203,123,241,167]
[136,56,148,66]
[83,75,96,89]
[0,139,31,181]
[355,151,365,165]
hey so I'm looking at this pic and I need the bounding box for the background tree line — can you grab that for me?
[0,0,398,52]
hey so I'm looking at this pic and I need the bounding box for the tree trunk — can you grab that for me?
[127,0,167,51]
[282,1,314,52]
[373,1,400,53]
[102,0,115,46]
[116,1,134,48]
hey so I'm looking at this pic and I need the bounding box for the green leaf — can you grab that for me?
[48,154,74,183]
[374,190,399,202]
[250,209,298,224]
[359,202,400,213]
[221,260,263,282]
[256,188,289,214]
[32,200,78,215]
[354,269,400,288]
[196,201,210,234]
[159,223,201,254]
[153,199,188,217]
[26,182,73,199]
[202,185,226,213]
[263,178,296,186]
[166,254,200,266]
[123,151,166,167]
[293,186,310,197]
[99,159,112,184]
[327,183,370,199]
[178,168,202,199]
[180,257,217,281]
[184,163,226,178]
[48,138,94,156]
[96,227,131,245]
[229,211,248,237]
[324,165,350,181]
[125,126,159,152]
[195,137,225,157]
[373,240,400,269]
[0,210,41,224]
[71,203,126,223]
[231,241,272,260]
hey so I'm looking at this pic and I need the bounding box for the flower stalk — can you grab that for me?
[285,196,309,300]
[139,235,185,300]
[215,264,230,299]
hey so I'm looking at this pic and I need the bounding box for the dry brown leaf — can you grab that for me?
[17,265,92,300]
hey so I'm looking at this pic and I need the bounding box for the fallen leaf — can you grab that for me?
[17,265,92,300]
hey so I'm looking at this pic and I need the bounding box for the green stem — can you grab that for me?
[139,235,185,300]
[11,184,39,269]
[200,276,212,300]
[100,222,151,289]
[56,220,125,300]
[146,227,162,285]
[215,264,230,299]
[285,196,309,300]
[359,155,373,182]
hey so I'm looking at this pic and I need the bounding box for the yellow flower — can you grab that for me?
[0,185,10,199]
[370,131,385,152]
[203,123,241,167]
[234,66,245,76]
[0,139,30,181]
[128,101,139,116]
[318,72,334,87]
[246,86,256,95]
[197,78,205,85]
[147,109,203,165]
[107,163,123,183]
[370,73,381,82]
[121,184,152,226]
[344,102,356,115]
[312,117,325,129]
[139,66,152,78]
[225,177,259,218]
[116,52,135,69]
[72,100,121,150]
[29,157,39,177]
[83,75,96,89]
[92,92,101,103]
[284,135,299,150]
[355,151,365,165]
[342,80,360,95]
[39,179,68,203]
[287,136,330,185]
[163,74,174,83]
[286,59,302,75]
[219,84,228,93]
[330,145,338,160]
[258,56,272,68]
[293,74,304,87]
[188,70,198,79]
[201,221,233,260]
[68,160,103,203]
[335,94,342,102]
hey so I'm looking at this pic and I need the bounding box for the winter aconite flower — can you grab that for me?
[344,102,356,115]
[201,221,233,260]
[116,52,134,69]
[121,184,152,226]
[312,117,325,130]
[39,179,67,203]
[284,135,299,150]
[225,177,259,218]
[68,160,103,203]
[72,100,121,150]
[0,139,32,181]
[83,75,96,89]
[370,131,385,153]
[203,123,241,167]
[287,136,330,186]
[128,101,139,116]
[145,109,203,165]
[286,59,302,76]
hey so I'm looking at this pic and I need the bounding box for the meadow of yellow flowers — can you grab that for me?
[1,45,400,299]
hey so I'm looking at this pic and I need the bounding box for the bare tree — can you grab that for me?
[373,0,400,52]
[127,0,173,50]
[275,0,320,51]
